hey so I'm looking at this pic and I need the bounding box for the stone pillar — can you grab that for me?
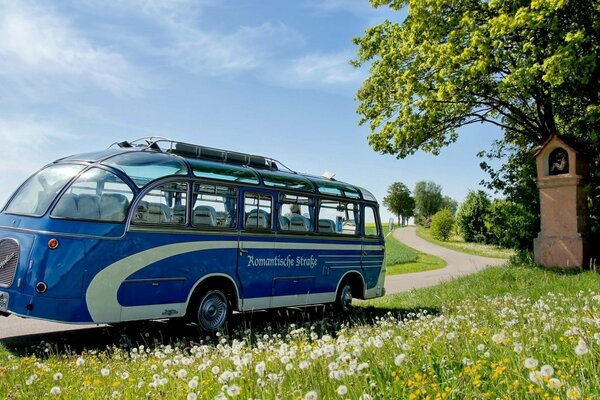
[533,135,590,269]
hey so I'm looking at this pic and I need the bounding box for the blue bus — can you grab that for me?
[0,138,385,331]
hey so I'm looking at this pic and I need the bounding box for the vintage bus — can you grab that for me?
[0,138,386,331]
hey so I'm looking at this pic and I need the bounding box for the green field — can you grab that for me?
[416,225,515,259]
[367,224,446,275]
[2,265,599,399]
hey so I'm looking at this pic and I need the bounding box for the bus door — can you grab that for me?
[237,190,278,310]
[271,194,318,307]
[362,205,386,292]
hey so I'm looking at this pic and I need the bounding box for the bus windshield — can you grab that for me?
[4,164,85,216]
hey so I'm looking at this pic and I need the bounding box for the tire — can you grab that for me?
[194,289,230,332]
[335,282,353,313]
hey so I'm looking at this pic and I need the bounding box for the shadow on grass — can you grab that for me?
[1,304,439,357]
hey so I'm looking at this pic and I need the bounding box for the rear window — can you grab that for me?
[5,164,85,216]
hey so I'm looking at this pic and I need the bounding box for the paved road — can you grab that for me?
[384,226,506,293]
[1,227,505,340]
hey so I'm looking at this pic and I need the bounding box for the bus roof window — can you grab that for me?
[4,164,85,216]
[258,170,314,192]
[103,152,188,188]
[314,180,361,200]
[356,186,378,202]
[188,158,259,184]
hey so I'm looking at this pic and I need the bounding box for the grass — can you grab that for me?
[368,223,446,275]
[416,225,515,259]
[2,265,600,399]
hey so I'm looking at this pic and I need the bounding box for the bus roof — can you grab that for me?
[56,138,379,203]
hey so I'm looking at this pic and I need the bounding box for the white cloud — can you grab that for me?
[0,117,77,203]
[277,52,365,87]
[90,0,305,75]
[0,1,148,96]
[304,0,375,15]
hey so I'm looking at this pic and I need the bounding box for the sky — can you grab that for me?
[0,0,505,222]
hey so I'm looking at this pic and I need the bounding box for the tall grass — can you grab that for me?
[2,265,599,399]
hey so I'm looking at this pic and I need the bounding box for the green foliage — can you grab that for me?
[441,195,458,215]
[416,225,514,259]
[382,182,415,225]
[456,190,491,243]
[429,209,454,241]
[354,0,600,240]
[484,199,539,249]
[414,181,443,221]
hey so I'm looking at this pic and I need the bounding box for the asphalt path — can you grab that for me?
[384,226,506,293]
[1,227,506,341]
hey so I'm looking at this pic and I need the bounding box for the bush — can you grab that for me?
[430,209,454,241]
[456,190,491,243]
[484,199,539,249]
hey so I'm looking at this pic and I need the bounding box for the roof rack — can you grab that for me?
[110,136,295,173]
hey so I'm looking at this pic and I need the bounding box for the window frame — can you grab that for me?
[49,166,135,224]
[363,204,382,238]
[317,197,361,237]
[130,179,189,228]
[191,182,239,231]
[242,192,274,232]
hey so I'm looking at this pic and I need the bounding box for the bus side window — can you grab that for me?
[192,184,237,229]
[364,206,381,237]
[278,194,314,233]
[51,167,134,223]
[133,182,188,225]
[318,200,359,235]
[244,194,272,231]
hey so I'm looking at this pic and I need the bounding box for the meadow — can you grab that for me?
[1,264,599,399]
[416,226,515,259]
[369,224,446,275]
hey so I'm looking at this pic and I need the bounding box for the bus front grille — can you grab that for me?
[0,239,19,288]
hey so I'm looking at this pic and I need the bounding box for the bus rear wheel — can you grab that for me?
[335,282,353,313]
[195,289,230,332]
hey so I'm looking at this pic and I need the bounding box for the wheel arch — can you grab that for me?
[185,273,241,314]
[335,270,366,300]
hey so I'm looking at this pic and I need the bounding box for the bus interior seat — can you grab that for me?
[172,204,186,224]
[246,209,270,229]
[100,193,129,221]
[193,205,217,226]
[289,215,309,232]
[318,219,336,233]
[160,203,172,220]
[134,201,149,222]
[146,203,167,223]
[53,193,79,218]
[78,194,101,219]
[279,215,290,231]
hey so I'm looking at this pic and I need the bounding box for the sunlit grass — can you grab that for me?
[417,226,515,259]
[2,265,599,399]
[366,223,446,275]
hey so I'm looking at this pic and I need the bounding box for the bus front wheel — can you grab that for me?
[335,282,353,313]
[195,289,230,332]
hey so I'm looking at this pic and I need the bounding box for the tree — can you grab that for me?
[484,199,538,249]
[430,209,454,241]
[383,182,415,225]
[353,0,600,240]
[441,195,458,216]
[414,181,443,223]
[456,190,491,243]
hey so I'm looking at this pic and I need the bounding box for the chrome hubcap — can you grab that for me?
[198,291,228,331]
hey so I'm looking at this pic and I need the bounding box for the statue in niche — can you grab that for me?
[549,147,569,175]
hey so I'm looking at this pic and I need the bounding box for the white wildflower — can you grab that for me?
[394,354,406,366]
[304,391,318,400]
[540,364,554,377]
[529,370,544,386]
[50,386,61,395]
[101,367,110,377]
[524,357,538,369]
[566,386,582,399]
[336,385,348,396]
[575,339,589,356]
[53,372,63,381]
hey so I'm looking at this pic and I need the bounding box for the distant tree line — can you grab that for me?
[384,181,537,249]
